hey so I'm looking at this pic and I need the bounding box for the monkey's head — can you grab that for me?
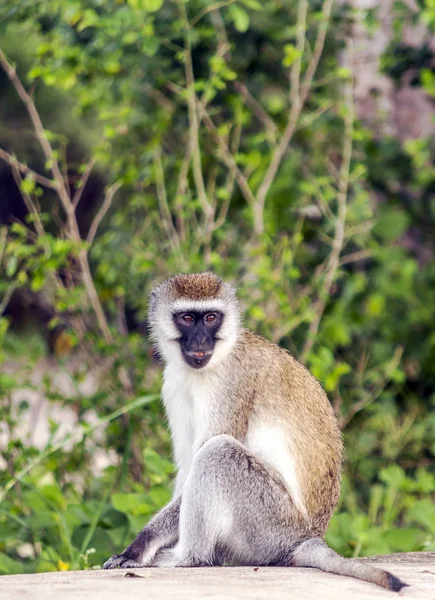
[148,272,240,370]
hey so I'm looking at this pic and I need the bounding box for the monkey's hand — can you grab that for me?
[103,555,144,569]
[103,530,155,569]
[103,496,181,569]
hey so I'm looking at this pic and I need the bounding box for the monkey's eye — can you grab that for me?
[204,313,217,323]
[182,314,194,323]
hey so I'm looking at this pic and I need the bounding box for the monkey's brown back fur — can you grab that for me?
[227,330,343,534]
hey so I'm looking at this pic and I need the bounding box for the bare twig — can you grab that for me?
[87,182,121,245]
[72,158,96,208]
[198,103,257,209]
[0,48,72,217]
[0,46,114,345]
[339,249,372,266]
[214,118,242,229]
[144,85,175,113]
[295,101,334,131]
[272,311,311,344]
[0,148,56,190]
[0,227,7,267]
[191,0,236,26]
[10,166,46,239]
[254,0,334,236]
[338,346,404,429]
[178,0,212,220]
[174,140,192,243]
[153,148,182,253]
[0,282,17,316]
[300,38,354,363]
[290,0,308,105]
[233,82,277,144]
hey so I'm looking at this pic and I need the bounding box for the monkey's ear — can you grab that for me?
[149,283,161,299]
[148,284,162,311]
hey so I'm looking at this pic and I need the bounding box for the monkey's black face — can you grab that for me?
[173,311,223,369]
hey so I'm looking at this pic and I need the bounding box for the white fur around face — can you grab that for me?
[245,423,309,521]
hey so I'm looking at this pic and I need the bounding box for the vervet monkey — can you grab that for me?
[104,273,406,591]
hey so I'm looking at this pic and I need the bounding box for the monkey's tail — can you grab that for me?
[290,538,408,592]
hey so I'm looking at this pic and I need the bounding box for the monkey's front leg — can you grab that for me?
[103,496,181,569]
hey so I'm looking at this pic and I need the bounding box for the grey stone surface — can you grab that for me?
[2,553,435,600]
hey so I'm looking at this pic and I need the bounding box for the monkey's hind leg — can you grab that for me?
[153,434,304,568]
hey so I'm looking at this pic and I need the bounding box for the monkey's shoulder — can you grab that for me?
[235,329,339,423]
[237,330,323,386]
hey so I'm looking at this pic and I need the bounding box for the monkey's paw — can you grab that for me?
[103,554,145,569]
[153,548,203,568]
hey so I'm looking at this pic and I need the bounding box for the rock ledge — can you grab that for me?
[3,552,435,599]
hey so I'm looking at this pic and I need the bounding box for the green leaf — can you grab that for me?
[366,293,386,316]
[239,0,263,9]
[21,177,36,195]
[383,528,424,552]
[283,43,302,68]
[372,208,410,241]
[379,465,406,488]
[111,493,154,516]
[143,447,174,475]
[6,255,18,277]
[141,0,164,12]
[0,553,23,575]
[407,500,435,535]
[229,5,250,33]
[77,9,99,31]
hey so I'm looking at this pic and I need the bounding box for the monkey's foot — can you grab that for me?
[103,554,147,569]
[153,548,206,568]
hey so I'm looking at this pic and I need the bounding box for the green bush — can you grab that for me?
[0,0,434,573]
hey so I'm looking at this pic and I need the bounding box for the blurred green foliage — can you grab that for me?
[0,0,434,575]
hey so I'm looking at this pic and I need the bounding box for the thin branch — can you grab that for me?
[0,47,72,218]
[290,0,308,105]
[10,165,46,239]
[0,282,17,317]
[198,103,257,209]
[272,311,310,344]
[338,347,404,429]
[0,148,57,190]
[153,148,181,253]
[233,82,277,144]
[0,47,117,345]
[295,101,333,131]
[214,118,242,229]
[191,0,236,26]
[300,38,354,363]
[300,164,335,221]
[254,0,334,236]
[72,158,96,208]
[144,84,175,113]
[339,249,372,266]
[174,140,192,243]
[87,182,121,246]
[0,227,7,267]
[0,50,140,406]
[178,0,212,220]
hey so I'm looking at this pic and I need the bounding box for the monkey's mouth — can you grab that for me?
[182,349,213,369]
